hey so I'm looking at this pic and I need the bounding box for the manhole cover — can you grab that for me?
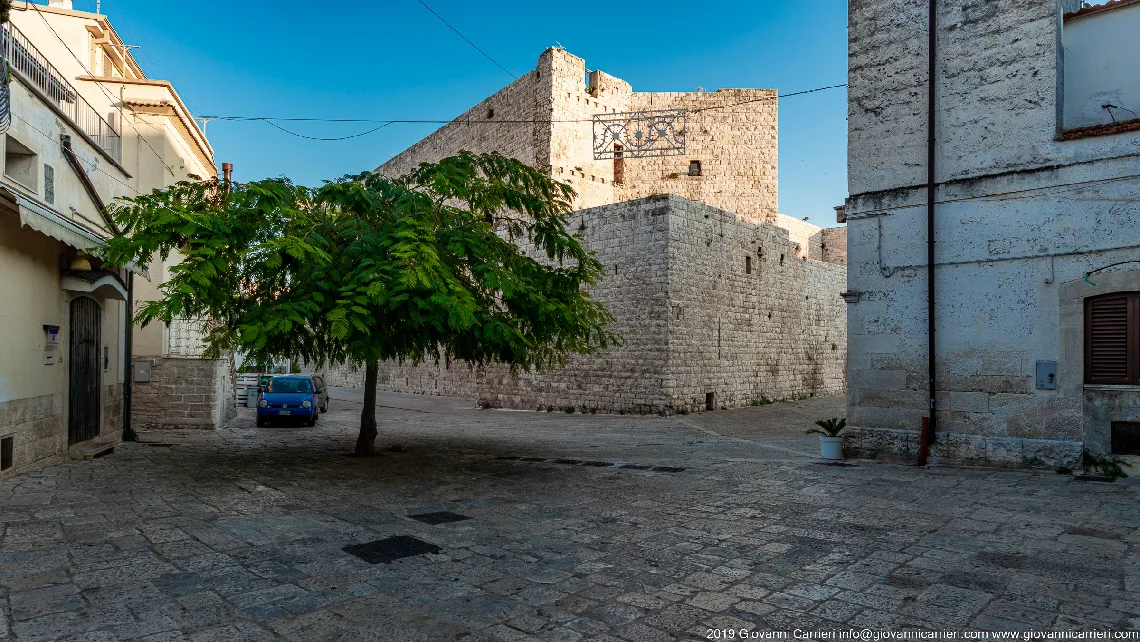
[651,466,686,473]
[618,464,652,470]
[408,511,472,525]
[554,459,583,465]
[343,536,441,564]
[581,461,613,467]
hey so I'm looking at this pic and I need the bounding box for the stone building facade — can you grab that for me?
[381,48,787,230]
[330,48,849,412]
[325,196,847,413]
[844,0,1140,466]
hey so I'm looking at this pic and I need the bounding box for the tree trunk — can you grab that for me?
[355,360,379,456]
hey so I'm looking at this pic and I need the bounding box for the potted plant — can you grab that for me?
[807,417,846,460]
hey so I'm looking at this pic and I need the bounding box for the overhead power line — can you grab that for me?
[263,120,393,141]
[415,0,517,80]
[196,82,849,140]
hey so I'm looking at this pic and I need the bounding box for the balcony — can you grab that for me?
[0,21,122,164]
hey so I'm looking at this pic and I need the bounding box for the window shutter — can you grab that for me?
[1086,293,1138,385]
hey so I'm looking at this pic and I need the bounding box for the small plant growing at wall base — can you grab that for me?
[751,397,774,407]
[1075,449,1129,481]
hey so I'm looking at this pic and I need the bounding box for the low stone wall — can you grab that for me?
[0,393,63,479]
[843,427,1082,469]
[132,358,235,430]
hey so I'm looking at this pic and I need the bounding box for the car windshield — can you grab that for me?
[269,378,312,393]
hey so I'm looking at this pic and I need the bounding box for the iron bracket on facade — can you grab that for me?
[592,108,686,160]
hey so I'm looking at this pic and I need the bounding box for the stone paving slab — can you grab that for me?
[0,392,1138,641]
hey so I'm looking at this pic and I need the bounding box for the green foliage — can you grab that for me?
[751,396,774,407]
[1080,449,1129,479]
[806,417,846,437]
[104,152,620,449]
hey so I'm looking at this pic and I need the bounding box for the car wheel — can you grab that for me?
[256,417,266,427]
[307,414,317,427]
[321,401,329,413]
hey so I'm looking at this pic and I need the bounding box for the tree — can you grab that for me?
[105,152,618,455]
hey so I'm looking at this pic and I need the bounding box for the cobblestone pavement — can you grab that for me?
[1,391,1138,641]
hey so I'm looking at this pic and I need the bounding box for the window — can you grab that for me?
[44,164,54,204]
[688,160,702,176]
[1,436,11,471]
[745,256,752,274]
[613,144,624,185]
[1062,0,1140,134]
[1085,292,1140,385]
[5,136,38,192]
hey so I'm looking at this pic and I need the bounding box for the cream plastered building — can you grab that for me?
[0,0,225,478]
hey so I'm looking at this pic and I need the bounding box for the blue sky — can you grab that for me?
[77,0,848,225]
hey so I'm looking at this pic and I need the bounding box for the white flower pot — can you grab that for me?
[819,436,843,460]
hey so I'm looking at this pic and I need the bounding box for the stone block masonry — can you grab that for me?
[845,0,1140,467]
[324,195,847,414]
[374,47,841,263]
[131,358,235,430]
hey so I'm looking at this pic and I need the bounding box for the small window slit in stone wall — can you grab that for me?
[746,256,752,274]
[1,436,12,471]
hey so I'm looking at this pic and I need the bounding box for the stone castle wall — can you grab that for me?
[665,198,848,411]
[325,196,848,413]
[624,89,778,227]
[132,358,234,430]
[374,48,814,246]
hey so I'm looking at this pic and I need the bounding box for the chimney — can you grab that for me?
[47,0,74,9]
[221,162,233,186]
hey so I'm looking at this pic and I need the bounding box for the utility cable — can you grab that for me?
[263,120,393,141]
[415,0,517,80]
[196,83,849,130]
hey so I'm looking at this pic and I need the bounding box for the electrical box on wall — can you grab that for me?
[1036,361,1057,390]
[133,360,152,382]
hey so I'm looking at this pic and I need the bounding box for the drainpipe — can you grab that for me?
[124,271,133,439]
[925,0,939,446]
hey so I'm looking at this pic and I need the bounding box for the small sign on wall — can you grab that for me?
[133,360,152,382]
[44,350,55,365]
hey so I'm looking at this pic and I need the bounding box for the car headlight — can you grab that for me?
[302,400,312,408]
[258,399,267,407]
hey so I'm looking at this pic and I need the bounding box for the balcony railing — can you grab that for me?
[0,21,122,164]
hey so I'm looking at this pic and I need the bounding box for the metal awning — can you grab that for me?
[10,189,148,278]
[62,270,128,301]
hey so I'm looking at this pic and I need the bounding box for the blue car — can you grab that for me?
[256,375,320,427]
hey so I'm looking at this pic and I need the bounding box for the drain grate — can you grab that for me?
[408,511,472,525]
[581,461,613,467]
[343,536,441,564]
[554,459,583,465]
[651,466,686,473]
[618,464,653,470]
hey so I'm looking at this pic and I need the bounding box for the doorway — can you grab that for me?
[68,296,101,445]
